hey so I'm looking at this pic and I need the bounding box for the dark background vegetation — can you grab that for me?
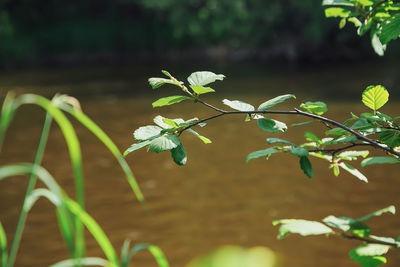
[1,0,400,68]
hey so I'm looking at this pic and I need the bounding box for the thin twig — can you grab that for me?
[340,233,398,247]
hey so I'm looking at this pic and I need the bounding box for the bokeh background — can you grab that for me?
[1,1,400,266]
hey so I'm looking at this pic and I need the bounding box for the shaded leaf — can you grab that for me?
[258,94,296,110]
[380,15,400,44]
[291,121,314,127]
[152,96,191,108]
[379,130,400,147]
[361,157,400,167]
[362,85,389,111]
[266,138,294,145]
[305,132,322,144]
[246,148,279,163]
[290,147,309,157]
[349,246,387,267]
[300,101,328,115]
[257,118,287,133]
[300,156,313,178]
[171,144,187,165]
[272,219,332,239]
[188,71,225,86]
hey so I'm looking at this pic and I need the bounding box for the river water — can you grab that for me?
[0,62,399,266]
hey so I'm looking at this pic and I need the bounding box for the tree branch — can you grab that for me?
[340,233,399,247]
[178,101,400,157]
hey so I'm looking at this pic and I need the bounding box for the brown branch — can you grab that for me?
[340,233,399,247]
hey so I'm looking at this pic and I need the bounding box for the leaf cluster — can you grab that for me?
[323,0,400,55]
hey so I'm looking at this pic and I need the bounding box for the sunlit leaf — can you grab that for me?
[148,78,182,89]
[246,148,279,163]
[130,244,170,267]
[153,116,185,129]
[49,257,109,267]
[134,126,162,141]
[322,0,354,6]
[324,7,351,17]
[150,135,181,153]
[305,132,322,144]
[258,94,296,110]
[337,150,369,160]
[300,101,328,115]
[362,85,389,111]
[371,33,386,56]
[222,99,254,111]
[361,157,400,167]
[0,222,7,267]
[187,71,225,86]
[152,96,191,108]
[339,162,368,182]
[190,85,215,95]
[357,205,395,222]
[187,129,212,144]
[272,219,332,239]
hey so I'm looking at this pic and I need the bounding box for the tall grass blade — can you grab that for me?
[0,92,17,150]
[0,222,7,267]
[63,198,120,267]
[15,94,86,261]
[129,244,169,267]
[49,257,109,267]
[57,101,145,204]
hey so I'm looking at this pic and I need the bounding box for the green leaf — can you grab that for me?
[187,71,225,86]
[379,130,400,147]
[362,85,389,111]
[339,162,368,182]
[0,222,7,267]
[152,96,191,108]
[258,94,296,110]
[332,165,340,176]
[171,144,187,165]
[130,244,170,267]
[325,7,351,17]
[134,125,162,141]
[124,140,152,156]
[380,15,400,45]
[325,127,348,136]
[300,156,313,178]
[348,17,362,27]
[272,219,333,239]
[350,221,371,238]
[187,129,212,144]
[148,78,182,89]
[290,147,309,157]
[153,116,185,129]
[355,0,373,6]
[305,132,322,144]
[150,135,181,153]
[323,135,358,145]
[266,138,294,145]
[257,118,287,133]
[190,85,215,95]
[349,246,387,267]
[339,18,346,29]
[222,99,254,111]
[323,216,353,231]
[246,148,279,163]
[300,101,328,115]
[161,70,173,78]
[361,157,400,167]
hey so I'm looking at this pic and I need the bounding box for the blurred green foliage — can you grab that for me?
[0,0,384,63]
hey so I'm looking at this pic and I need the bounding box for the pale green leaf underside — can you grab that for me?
[187,71,225,86]
[134,125,162,141]
[258,94,296,110]
[150,135,181,153]
[148,78,182,89]
[362,85,389,111]
[273,219,333,239]
[222,99,254,111]
[339,162,368,182]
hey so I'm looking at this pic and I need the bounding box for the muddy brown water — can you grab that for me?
[0,63,400,266]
